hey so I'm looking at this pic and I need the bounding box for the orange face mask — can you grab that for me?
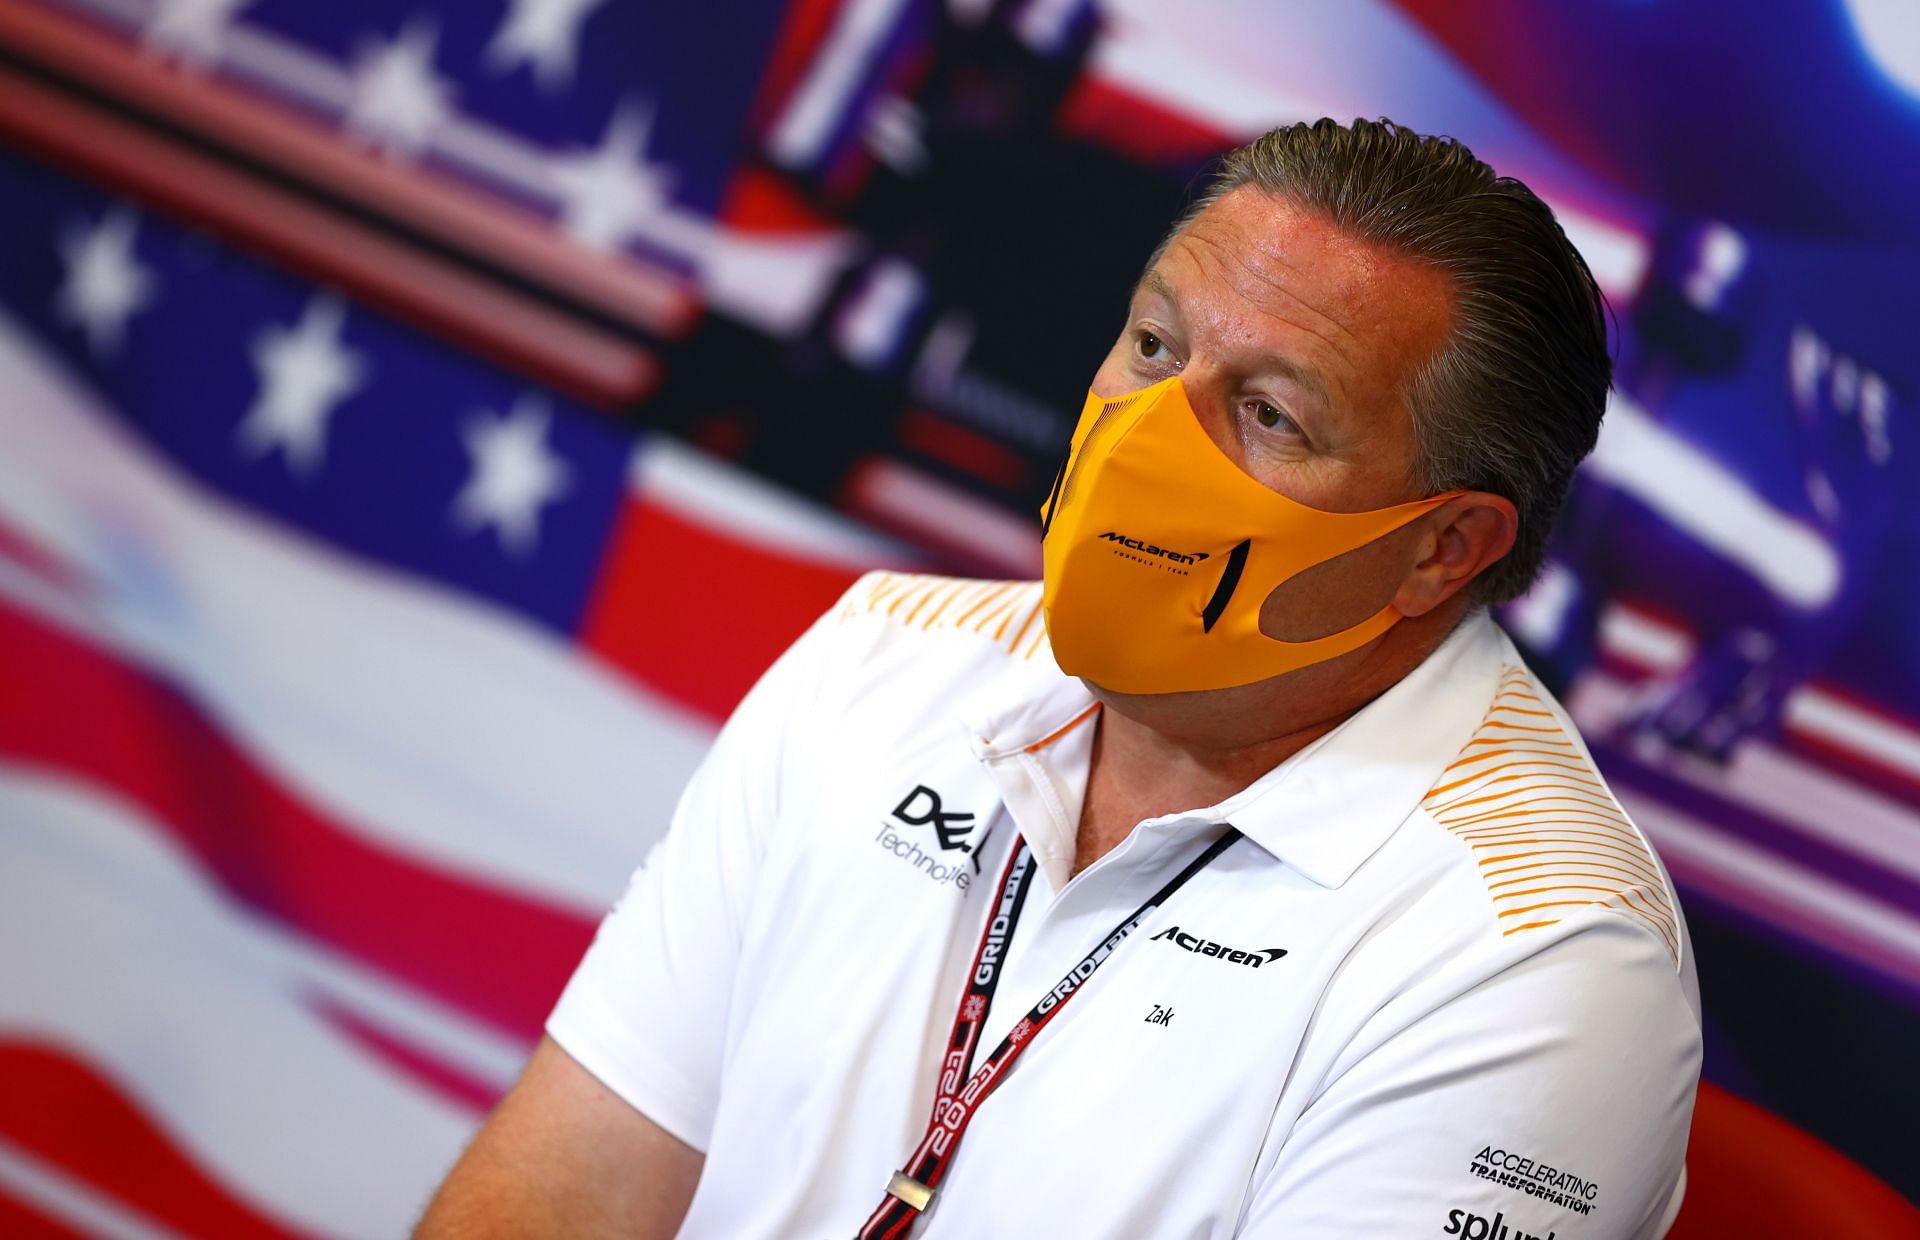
[1039,376,1460,694]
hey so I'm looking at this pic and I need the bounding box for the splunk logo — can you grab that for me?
[1443,1209,1553,1240]
[1149,925,1286,968]
[1098,530,1210,566]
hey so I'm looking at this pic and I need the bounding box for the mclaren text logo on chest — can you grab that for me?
[1150,925,1287,968]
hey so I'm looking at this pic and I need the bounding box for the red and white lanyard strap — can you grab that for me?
[858,826,1244,1239]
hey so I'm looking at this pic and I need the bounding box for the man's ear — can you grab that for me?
[1395,492,1518,618]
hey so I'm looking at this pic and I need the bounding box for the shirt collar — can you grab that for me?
[956,609,1510,890]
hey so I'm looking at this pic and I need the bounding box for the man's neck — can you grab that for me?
[1069,607,1465,877]
[1071,707,1339,878]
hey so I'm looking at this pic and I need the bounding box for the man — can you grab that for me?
[417,119,1701,1238]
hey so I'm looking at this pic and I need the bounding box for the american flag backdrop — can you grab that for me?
[0,160,914,1239]
[0,0,1916,1233]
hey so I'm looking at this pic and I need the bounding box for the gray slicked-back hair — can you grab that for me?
[1160,118,1611,604]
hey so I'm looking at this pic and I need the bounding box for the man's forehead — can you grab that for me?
[1132,248,1339,407]
[1137,191,1453,388]
[1152,198,1390,299]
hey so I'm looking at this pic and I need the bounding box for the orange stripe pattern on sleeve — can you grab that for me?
[1422,666,1681,966]
[845,574,1048,659]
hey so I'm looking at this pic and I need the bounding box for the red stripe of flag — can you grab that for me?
[0,1042,315,1240]
[577,493,872,721]
[1055,76,1235,167]
[308,996,505,1116]
[745,0,854,138]
[0,598,594,1043]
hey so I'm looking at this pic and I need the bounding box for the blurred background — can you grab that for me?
[0,0,1915,1235]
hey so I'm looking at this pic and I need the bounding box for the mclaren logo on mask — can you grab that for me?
[1150,925,1287,968]
[1098,530,1210,567]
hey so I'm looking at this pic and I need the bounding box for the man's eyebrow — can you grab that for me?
[1134,269,1176,304]
[1265,355,1333,409]
[1131,271,1333,410]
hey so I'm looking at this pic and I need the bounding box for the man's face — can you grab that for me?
[1090,187,1454,517]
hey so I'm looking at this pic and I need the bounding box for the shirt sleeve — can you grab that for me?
[1238,914,1703,1240]
[543,586,856,1152]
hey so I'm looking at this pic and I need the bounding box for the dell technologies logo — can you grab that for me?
[874,784,986,891]
[891,785,978,853]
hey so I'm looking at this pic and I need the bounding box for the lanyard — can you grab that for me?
[857,826,1243,1240]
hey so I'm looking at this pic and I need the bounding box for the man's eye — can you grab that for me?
[1254,401,1288,429]
[1137,331,1167,361]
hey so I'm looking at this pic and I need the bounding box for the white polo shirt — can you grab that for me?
[548,573,1703,1239]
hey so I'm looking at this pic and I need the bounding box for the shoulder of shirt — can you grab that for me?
[1410,659,1686,975]
[819,571,1050,663]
